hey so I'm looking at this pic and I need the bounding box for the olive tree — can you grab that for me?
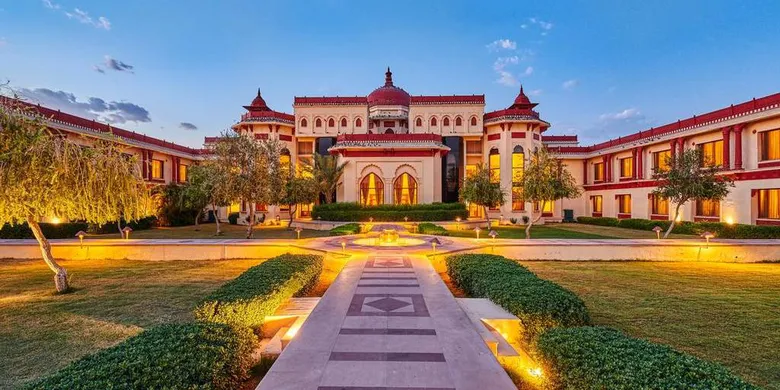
[179,163,229,233]
[652,149,733,238]
[312,153,348,204]
[0,99,151,292]
[521,148,581,239]
[459,164,506,228]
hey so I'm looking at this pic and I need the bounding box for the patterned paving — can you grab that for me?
[257,254,515,390]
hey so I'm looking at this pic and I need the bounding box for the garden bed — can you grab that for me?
[311,202,468,222]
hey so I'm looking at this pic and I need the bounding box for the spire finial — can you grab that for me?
[385,67,393,86]
[257,88,262,97]
[520,85,524,95]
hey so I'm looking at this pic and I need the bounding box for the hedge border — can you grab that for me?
[311,202,468,222]
[577,216,780,239]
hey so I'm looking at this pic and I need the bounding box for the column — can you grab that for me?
[734,124,745,170]
[637,146,644,179]
[678,137,686,155]
[670,139,677,161]
[141,150,148,179]
[722,127,731,170]
[602,155,609,182]
[632,148,638,179]
[582,160,588,185]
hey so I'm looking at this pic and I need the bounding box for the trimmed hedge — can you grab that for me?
[88,216,158,234]
[329,223,361,236]
[446,254,590,346]
[194,254,323,329]
[418,222,448,236]
[228,212,239,225]
[577,216,780,239]
[535,326,759,390]
[311,202,468,222]
[0,222,88,239]
[23,323,256,390]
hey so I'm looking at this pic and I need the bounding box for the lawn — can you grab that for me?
[519,261,780,390]
[92,223,331,240]
[0,258,263,389]
[444,223,696,239]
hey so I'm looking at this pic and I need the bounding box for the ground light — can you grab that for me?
[701,231,714,248]
[404,216,409,223]
[75,230,87,248]
[411,222,418,234]
[652,226,662,239]
[295,227,303,239]
[474,226,482,239]
[122,226,133,240]
[341,239,347,253]
[455,216,461,230]
[430,237,441,253]
[489,230,498,241]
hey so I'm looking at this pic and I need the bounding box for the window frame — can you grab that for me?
[593,162,605,182]
[758,189,780,220]
[619,157,634,179]
[695,198,721,218]
[759,129,780,162]
[697,139,724,167]
[617,194,632,214]
[151,159,164,180]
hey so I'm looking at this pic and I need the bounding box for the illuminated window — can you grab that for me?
[591,195,603,213]
[393,173,418,205]
[651,195,669,215]
[465,164,477,177]
[470,117,477,126]
[355,118,363,127]
[697,140,724,167]
[617,194,631,214]
[299,202,312,217]
[534,201,553,213]
[415,118,422,127]
[593,162,604,182]
[489,148,500,183]
[315,118,322,127]
[695,199,720,217]
[619,157,633,178]
[360,173,384,206]
[455,117,462,126]
[430,117,437,126]
[297,141,313,155]
[512,145,524,211]
[760,129,780,161]
[758,189,780,219]
[328,118,335,127]
[151,159,164,180]
[443,117,450,126]
[280,149,291,177]
[653,150,672,172]
[300,118,308,127]
[256,203,267,212]
[178,164,188,182]
[466,140,482,154]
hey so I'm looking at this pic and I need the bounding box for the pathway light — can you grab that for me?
[701,231,714,248]
[122,226,133,240]
[474,226,482,240]
[652,226,662,240]
[430,237,441,253]
[295,226,303,240]
[75,230,87,248]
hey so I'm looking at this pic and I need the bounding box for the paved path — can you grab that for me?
[257,254,516,390]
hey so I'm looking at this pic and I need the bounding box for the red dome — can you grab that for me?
[508,85,538,110]
[247,88,270,110]
[367,68,410,107]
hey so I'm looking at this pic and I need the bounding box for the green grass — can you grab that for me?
[519,261,780,390]
[446,225,611,239]
[91,223,330,240]
[0,258,262,389]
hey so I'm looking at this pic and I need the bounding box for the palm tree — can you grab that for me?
[312,153,348,204]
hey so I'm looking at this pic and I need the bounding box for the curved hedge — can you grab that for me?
[535,326,759,390]
[446,254,590,346]
[418,222,449,235]
[23,323,256,390]
[312,202,468,222]
[329,223,361,236]
[577,216,780,239]
[194,254,322,329]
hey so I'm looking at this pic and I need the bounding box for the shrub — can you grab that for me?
[418,222,448,236]
[509,217,518,225]
[329,223,361,236]
[23,323,256,390]
[575,216,620,227]
[522,216,530,224]
[446,254,590,346]
[228,212,240,225]
[88,216,158,234]
[311,202,468,222]
[535,326,759,390]
[577,216,780,239]
[0,222,89,239]
[194,254,323,329]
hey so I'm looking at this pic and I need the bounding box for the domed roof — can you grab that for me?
[245,88,270,110]
[508,85,538,110]
[367,67,410,107]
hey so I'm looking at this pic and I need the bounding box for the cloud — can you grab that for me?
[43,1,111,30]
[492,56,533,87]
[179,122,198,131]
[92,65,105,74]
[19,87,151,124]
[528,89,543,96]
[42,0,59,10]
[525,17,554,36]
[104,55,134,73]
[486,39,517,51]
[522,66,534,76]
[599,108,644,122]
[562,79,579,90]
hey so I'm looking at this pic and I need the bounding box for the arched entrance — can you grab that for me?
[360,173,384,206]
[393,172,418,205]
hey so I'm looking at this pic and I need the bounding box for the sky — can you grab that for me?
[1,0,778,148]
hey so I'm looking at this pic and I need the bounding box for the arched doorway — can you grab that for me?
[393,172,418,205]
[360,173,384,206]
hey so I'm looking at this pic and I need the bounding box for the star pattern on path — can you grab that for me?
[364,297,413,312]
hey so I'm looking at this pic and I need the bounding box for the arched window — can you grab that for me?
[443,117,450,126]
[315,118,322,127]
[512,145,525,211]
[489,147,500,183]
[340,118,347,127]
[328,118,335,127]
[280,148,292,176]
[455,117,462,126]
[470,117,478,126]
[394,173,418,205]
[430,117,438,126]
[360,173,384,206]
[301,118,308,127]
[415,118,422,127]
[385,129,394,134]
[355,118,362,127]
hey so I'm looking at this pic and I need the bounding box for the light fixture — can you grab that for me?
[725,217,735,225]
[489,230,498,241]
[122,226,133,240]
[50,217,61,225]
[430,237,441,253]
[295,226,303,240]
[75,230,87,248]
[652,226,662,240]
[701,231,714,248]
[404,216,409,223]
[474,226,482,239]
[369,217,374,223]
[341,239,347,253]
[455,216,461,230]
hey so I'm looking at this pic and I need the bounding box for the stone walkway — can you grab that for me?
[257,254,516,390]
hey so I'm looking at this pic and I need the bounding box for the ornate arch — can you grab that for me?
[300,117,308,128]
[355,117,363,127]
[455,116,463,126]
[359,165,385,206]
[340,117,348,127]
[415,116,424,128]
[360,164,384,179]
[442,116,451,127]
[314,117,324,128]
[394,163,419,179]
[470,116,478,126]
[393,172,418,205]
[430,116,438,127]
[327,117,336,128]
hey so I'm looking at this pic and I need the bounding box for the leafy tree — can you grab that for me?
[281,166,319,227]
[652,149,733,238]
[190,162,231,235]
[153,183,199,227]
[312,153,348,204]
[459,164,506,228]
[0,98,151,292]
[521,148,581,239]
[178,165,213,231]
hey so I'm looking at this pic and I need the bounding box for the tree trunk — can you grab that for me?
[664,203,683,239]
[483,205,491,229]
[288,204,296,229]
[246,208,255,239]
[194,209,202,231]
[117,219,122,235]
[27,216,70,293]
[525,201,545,239]
[212,203,222,236]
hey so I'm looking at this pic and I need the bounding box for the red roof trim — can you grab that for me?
[294,96,367,105]
[542,135,578,142]
[410,95,485,104]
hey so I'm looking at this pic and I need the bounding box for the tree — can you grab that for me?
[281,166,319,227]
[178,165,214,231]
[460,164,506,229]
[190,161,231,235]
[0,98,151,292]
[521,148,581,239]
[312,153,348,204]
[652,149,733,238]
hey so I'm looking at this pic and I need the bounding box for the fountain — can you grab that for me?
[350,225,428,248]
[379,229,400,245]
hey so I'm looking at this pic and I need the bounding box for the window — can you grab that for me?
[256,203,267,212]
[653,150,672,172]
[455,117,462,126]
[299,202,312,217]
[620,157,633,178]
[470,117,478,126]
[466,140,482,154]
[512,146,524,211]
[328,118,335,127]
[297,141,313,155]
[430,117,437,126]
[617,194,631,214]
[178,164,188,182]
[489,148,500,183]
[355,118,362,127]
[697,140,724,167]
[151,159,164,180]
[340,118,347,127]
[651,195,669,215]
[360,173,384,206]
[443,117,450,126]
[393,173,418,205]
[695,198,720,217]
[385,129,394,134]
[591,195,603,213]
[315,118,322,127]
[760,129,780,161]
[415,118,422,127]
[758,189,780,219]
[300,118,308,127]
[593,162,604,182]
[280,149,291,176]
[534,201,553,213]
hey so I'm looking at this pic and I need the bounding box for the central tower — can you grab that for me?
[366,68,411,134]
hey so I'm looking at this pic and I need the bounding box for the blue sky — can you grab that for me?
[1,0,778,147]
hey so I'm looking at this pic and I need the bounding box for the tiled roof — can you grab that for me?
[410,95,485,105]
[329,133,450,150]
[294,96,368,105]
[542,135,578,142]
